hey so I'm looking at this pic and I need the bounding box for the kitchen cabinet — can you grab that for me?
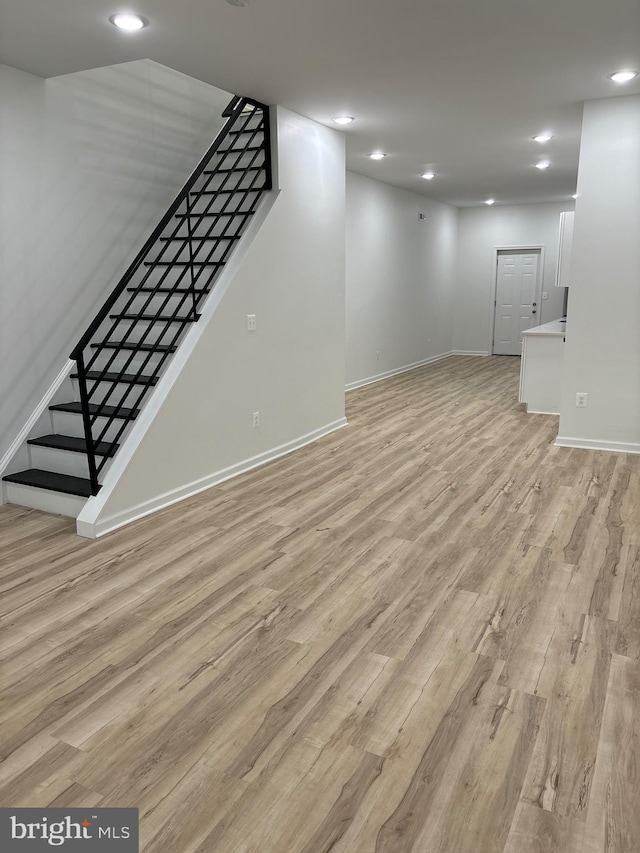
[519,319,565,415]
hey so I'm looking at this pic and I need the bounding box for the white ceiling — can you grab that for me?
[1,0,639,206]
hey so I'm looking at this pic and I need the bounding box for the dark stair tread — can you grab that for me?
[49,401,138,420]
[71,370,159,385]
[217,146,263,154]
[2,469,97,498]
[90,341,177,353]
[159,234,241,241]
[109,313,199,322]
[143,260,225,266]
[174,210,255,217]
[28,434,119,457]
[192,186,267,196]
[203,166,264,175]
[127,286,211,295]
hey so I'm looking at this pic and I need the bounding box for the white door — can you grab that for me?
[493,250,540,355]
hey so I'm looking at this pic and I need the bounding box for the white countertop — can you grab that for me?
[522,318,566,337]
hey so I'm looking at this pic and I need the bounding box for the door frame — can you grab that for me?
[491,244,545,355]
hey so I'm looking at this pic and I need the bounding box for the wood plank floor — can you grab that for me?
[2,355,640,852]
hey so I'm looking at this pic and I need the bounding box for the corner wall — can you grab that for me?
[81,107,346,535]
[0,60,231,464]
[345,172,458,388]
[454,202,572,354]
[558,95,640,452]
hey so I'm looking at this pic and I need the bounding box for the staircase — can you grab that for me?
[2,96,272,515]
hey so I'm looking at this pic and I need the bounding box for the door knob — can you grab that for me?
[532,302,537,306]
[532,310,537,314]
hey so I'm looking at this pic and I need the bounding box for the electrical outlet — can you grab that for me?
[576,392,588,408]
[247,314,257,331]
[542,291,548,300]
[252,411,260,427]
[375,350,381,360]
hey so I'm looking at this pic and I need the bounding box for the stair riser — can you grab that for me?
[214,151,266,170]
[93,318,188,346]
[195,176,266,196]
[71,377,153,408]
[125,290,210,311]
[188,190,264,216]
[198,160,265,179]
[28,445,103,479]
[145,243,234,265]
[87,349,167,376]
[123,264,212,291]
[50,411,129,444]
[227,123,264,136]
[162,224,247,240]
[3,481,86,519]
[119,275,221,302]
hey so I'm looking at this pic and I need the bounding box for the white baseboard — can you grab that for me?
[450,350,491,357]
[77,417,348,538]
[555,435,640,455]
[346,352,456,392]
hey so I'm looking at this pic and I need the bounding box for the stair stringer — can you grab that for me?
[76,187,281,537]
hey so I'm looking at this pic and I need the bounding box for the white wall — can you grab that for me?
[0,60,231,463]
[82,107,346,534]
[558,95,640,451]
[345,172,458,388]
[455,202,572,353]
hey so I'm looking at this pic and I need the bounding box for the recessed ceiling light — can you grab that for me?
[421,171,436,180]
[608,70,639,84]
[485,199,495,205]
[109,13,148,30]
[369,152,386,160]
[533,132,553,143]
[535,160,551,170]
[332,116,355,125]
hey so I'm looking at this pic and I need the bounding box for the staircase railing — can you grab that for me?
[70,96,272,495]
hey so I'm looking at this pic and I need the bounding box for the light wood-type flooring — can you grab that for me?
[2,355,640,852]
